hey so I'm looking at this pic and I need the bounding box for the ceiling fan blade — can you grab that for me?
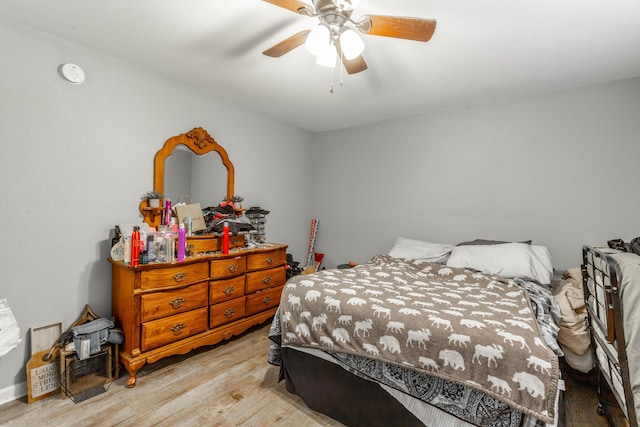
[358,15,437,42]
[342,54,368,74]
[335,39,368,74]
[262,0,312,14]
[263,30,311,57]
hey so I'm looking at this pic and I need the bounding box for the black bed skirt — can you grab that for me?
[280,347,424,427]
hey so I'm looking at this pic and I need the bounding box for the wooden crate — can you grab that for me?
[59,343,119,402]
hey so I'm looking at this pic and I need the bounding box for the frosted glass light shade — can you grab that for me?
[316,44,337,67]
[339,28,364,60]
[306,24,331,56]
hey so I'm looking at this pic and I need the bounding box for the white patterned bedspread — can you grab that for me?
[279,255,560,424]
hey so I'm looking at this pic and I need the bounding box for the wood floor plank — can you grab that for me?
[0,322,620,427]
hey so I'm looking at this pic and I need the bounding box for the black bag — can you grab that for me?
[629,237,640,256]
[286,253,302,280]
[608,238,629,252]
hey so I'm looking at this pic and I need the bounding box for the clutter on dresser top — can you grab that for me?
[109,201,275,266]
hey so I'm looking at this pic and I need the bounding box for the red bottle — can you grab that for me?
[131,226,140,266]
[222,222,229,254]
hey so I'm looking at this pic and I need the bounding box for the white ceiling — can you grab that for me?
[3,0,640,132]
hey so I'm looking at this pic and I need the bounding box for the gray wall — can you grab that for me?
[0,22,313,398]
[310,77,640,270]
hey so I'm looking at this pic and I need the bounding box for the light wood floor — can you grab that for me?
[0,322,623,426]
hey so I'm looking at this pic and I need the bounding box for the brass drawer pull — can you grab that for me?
[169,297,185,309]
[265,257,274,265]
[223,286,235,296]
[262,296,272,305]
[173,272,187,282]
[262,276,272,285]
[223,308,236,319]
[227,264,238,273]
[170,323,186,334]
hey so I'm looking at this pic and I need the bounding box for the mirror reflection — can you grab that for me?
[165,145,228,208]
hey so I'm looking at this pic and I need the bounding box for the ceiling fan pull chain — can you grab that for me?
[329,62,335,93]
[340,49,344,86]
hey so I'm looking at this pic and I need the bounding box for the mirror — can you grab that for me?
[164,147,229,207]
[139,127,234,227]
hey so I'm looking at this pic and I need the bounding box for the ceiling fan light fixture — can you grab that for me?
[315,43,337,67]
[306,24,331,56]
[335,0,360,10]
[339,28,364,60]
[263,0,437,76]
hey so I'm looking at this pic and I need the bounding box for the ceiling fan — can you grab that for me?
[262,0,437,74]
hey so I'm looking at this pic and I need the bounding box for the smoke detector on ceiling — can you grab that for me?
[58,63,85,85]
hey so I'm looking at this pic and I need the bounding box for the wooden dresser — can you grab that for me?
[110,243,287,387]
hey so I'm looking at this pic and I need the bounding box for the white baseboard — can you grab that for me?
[0,381,27,405]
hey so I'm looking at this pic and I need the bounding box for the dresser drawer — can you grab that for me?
[246,266,286,294]
[141,282,208,322]
[246,286,283,316]
[210,256,246,279]
[246,248,286,271]
[186,234,245,254]
[141,307,208,352]
[209,275,246,305]
[140,262,209,291]
[210,297,246,328]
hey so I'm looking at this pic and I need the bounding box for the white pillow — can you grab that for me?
[445,242,553,284]
[388,237,454,263]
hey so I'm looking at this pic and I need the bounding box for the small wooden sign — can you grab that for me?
[30,322,62,356]
[26,349,60,403]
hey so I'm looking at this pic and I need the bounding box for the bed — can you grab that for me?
[268,238,566,427]
[582,245,640,426]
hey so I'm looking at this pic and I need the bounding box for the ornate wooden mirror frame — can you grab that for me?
[139,127,234,227]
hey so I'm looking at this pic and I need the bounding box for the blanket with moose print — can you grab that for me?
[279,255,560,424]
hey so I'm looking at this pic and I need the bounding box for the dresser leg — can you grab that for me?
[123,359,146,388]
[126,372,138,388]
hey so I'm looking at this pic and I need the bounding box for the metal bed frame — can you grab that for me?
[582,245,637,426]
